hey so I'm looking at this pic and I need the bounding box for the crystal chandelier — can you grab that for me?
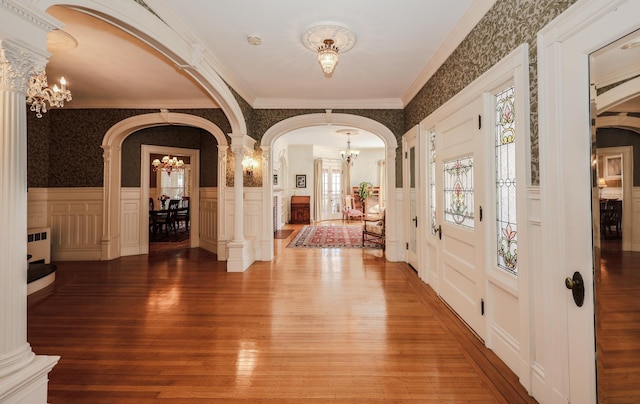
[301,23,356,77]
[152,155,184,175]
[26,71,72,118]
[340,134,360,166]
[318,39,339,75]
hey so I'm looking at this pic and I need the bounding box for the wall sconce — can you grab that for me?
[243,157,256,177]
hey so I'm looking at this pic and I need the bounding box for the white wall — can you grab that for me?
[349,148,385,188]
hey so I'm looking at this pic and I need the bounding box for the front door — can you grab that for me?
[436,96,486,339]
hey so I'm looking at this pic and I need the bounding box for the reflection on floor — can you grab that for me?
[596,238,640,402]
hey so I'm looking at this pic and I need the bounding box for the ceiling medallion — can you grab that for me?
[301,22,356,77]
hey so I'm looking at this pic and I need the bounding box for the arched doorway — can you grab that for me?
[100,111,228,260]
[259,111,399,262]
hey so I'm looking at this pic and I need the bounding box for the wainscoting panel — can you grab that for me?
[632,187,640,252]
[527,187,546,398]
[200,188,220,257]
[223,188,264,260]
[48,188,103,261]
[27,188,49,229]
[120,188,141,257]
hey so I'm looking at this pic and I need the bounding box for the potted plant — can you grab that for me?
[358,181,373,202]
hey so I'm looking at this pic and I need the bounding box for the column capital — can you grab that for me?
[217,144,228,160]
[0,39,47,93]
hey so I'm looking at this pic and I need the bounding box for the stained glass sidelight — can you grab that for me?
[429,131,437,235]
[495,86,517,274]
[443,156,474,229]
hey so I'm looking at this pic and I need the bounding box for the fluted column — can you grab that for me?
[261,146,274,260]
[231,143,246,243]
[217,145,228,259]
[0,39,58,401]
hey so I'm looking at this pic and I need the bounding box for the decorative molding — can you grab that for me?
[0,0,60,33]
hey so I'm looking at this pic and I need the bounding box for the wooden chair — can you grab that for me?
[363,207,386,250]
[601,199,622,239]
[342,195,363,221]
[176,197,190,231]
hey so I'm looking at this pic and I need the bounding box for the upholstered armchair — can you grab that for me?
[363,207,385,250]
[343,195,363,221]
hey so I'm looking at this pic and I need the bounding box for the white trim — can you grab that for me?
[100,111,228,260]
[537,1,640,402]
[253,98,403,110]
[140,145,200,255]
[417,43,531,393]
[260,112,399,262]
[35,0,247,134]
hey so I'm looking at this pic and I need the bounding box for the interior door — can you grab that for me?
[436,96,486,339]
[321,162,343,221]
[406,129,419,269]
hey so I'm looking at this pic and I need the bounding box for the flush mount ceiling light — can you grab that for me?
[301,22,356,77]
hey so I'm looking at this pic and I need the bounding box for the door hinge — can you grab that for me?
[478,115,482,129]
[481,298,485,315]
[405,151,408,159]
[405,242,409,250]
[479,206,483,222]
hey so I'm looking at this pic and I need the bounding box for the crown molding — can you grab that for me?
[252,97,403,110]
[63,98,218,109]
[401,0,497,106]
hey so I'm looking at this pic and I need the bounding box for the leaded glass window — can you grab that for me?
[444,155,474,229]
[495,86,517,274]
[429,131,437,235]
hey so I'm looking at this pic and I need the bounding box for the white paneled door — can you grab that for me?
[436,96,486,340]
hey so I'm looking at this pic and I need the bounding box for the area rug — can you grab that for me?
[287,225,363,249]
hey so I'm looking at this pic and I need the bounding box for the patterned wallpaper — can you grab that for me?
[27,108,230,188]
[405,0,577,185]
[121,125,218,187]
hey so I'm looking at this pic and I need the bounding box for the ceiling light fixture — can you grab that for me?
[152,155,184,176]
[26,71,72,118]
[317,39,339,75]
[338,129,360,166]
[302,22,356,77]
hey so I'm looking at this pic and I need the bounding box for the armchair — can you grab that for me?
[363,207,385,250]
[343,195,363,221]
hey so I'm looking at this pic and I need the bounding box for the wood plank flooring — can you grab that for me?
[596,239,640,403]
[28,223,536,403]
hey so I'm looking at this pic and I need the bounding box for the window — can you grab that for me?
[429,131,437,235]
[495,86,517,274]
[443,155,474,229]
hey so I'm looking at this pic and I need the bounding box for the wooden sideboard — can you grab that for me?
[290,195,310,224]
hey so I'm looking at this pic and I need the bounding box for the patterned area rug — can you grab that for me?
[287,225,363,248]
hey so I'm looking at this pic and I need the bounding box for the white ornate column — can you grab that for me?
[226,135,255,272]
[260,146,274,260]
[216,145,228,260]
[0,39,59,403]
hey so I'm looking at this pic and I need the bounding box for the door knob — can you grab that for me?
[565,271,585,307]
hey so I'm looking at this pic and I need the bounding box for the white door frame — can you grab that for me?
[538,1,640,402]
[141,145,200,254]
[403,125,421,269]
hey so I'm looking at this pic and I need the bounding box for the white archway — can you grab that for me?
[259,111,400,262]
[36,0,247,136]
[100,110,228,260]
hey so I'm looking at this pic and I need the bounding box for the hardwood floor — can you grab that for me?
[28,223,536,403]
[596,239,640,403]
